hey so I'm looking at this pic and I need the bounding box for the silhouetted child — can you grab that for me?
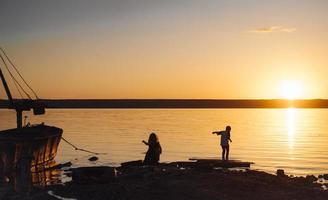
[212,126,232,160]
[142,132,162,165]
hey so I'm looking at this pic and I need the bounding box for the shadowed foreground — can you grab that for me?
[3,162,328,200]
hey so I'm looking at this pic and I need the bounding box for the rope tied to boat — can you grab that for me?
[61,136,107,155]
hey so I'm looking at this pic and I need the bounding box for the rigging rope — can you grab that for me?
[0,52,24,98]
[0,47,39,99]
[11,75,24,98]
[61,136,107,155]
[0,53,32,99]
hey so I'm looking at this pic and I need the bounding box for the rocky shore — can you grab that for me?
[2,160,328,200]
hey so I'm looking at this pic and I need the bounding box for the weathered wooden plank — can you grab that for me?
[189,158,254,168]
[120,160,143,168]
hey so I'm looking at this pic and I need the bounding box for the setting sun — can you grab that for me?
[280,81,303,100]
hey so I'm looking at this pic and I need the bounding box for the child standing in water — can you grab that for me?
[142,132,162,165]
[212,126,232,161]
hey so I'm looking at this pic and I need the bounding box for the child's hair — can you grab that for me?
[226,126,231,131]
[148,132,159,145]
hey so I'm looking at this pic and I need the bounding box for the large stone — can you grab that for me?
[72,166,117,184]
[88,156,98,161]
[305,175,318,183]
[323,174,328,180]
[276,169,285,177]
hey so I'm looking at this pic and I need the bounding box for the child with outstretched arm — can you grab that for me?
[212,126,232,160]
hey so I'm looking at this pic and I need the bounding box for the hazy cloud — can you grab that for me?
[249,26,296,33]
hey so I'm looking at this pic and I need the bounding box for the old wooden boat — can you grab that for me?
[0,48,62,180]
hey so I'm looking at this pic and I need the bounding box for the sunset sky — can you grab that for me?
[0,0,327,99]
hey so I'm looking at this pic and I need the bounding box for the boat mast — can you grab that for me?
[0,66,13,103]
[0,63,23,128]
[1,48,46,129]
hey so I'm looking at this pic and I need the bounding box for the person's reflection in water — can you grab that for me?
[142,132,162,165]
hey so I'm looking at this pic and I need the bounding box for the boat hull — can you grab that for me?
[0,124,63,178]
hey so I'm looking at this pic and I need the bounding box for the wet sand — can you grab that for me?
[2,161,328,200]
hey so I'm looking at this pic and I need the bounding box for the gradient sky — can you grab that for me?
[0,0,327,99]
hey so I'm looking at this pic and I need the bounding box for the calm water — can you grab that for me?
[1,109,328,176]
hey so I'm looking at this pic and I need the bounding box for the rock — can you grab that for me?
[305,175,317,183]
[317,174,328,179]
[65,172,72,177]
[291,176,307,185]
[195,162,213,171]
[61,161,73,168]
[323,174,328,180]
[72,166,117,184]
[276,169,285,177]
[88,156,98,161]
[54,161,72,169]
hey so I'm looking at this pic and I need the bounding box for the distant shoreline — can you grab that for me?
[1,99,328,109]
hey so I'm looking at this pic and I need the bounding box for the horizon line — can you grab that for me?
[1,99,328,109]
[0,98,327,101]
